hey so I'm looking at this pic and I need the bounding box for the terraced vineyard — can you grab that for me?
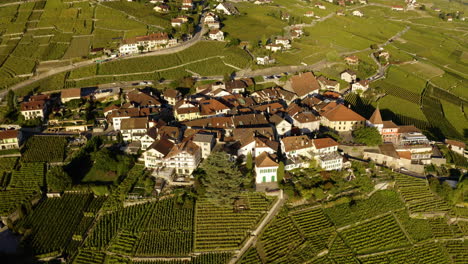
[194,193,275,251]
[339,214,410,254]
[21,136,68,163]
[17,193,104,257]
[394,174,451,215]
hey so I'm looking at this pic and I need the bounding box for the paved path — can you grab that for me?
[227,190,286,264]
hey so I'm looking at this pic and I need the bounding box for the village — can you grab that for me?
[1,67,465,192]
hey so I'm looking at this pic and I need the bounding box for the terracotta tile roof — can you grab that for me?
[269,114,287,125]
[149,138,175,157]
[158,126,180,140]
[342,69,357,76]
[232,113,269,127]
[287,72,320,97]
[317,76,339,86]
[30,94,50,101]
[252,102,284,113]
[233,127,275,140]
[321,103,365,121]
[0,130,19,140]
[184,116,234,129]
[175,101,200,115]
[255,152,278,167]
[398,125,421,133]
[255,136,279,151]
[103,105,119,114]
[445,139,466,149]
[200,99,230,115]
[21,100,45,111]
[107,107,157,120]
[127,90,161,107]
[61,88,81,99]
[286,103,302,117]
[323,91,341,99]
[225,79,248,90]
[369,108,383,125]
[193,133,214,143]
[378,143,399,159]
[293,112,319,123]
[314,137,339,149]
[120,117,148,130]
[382,121,398,129]
[163,89,180,98]
[281,135,313,152]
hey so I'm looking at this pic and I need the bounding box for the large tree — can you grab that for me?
[199,152,248,205]
[47,166,72,192]
[353,127,383,146]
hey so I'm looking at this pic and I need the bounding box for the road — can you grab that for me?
[227,190,286,264]
[0,16,208,100]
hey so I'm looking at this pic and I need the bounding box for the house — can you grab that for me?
[162,89,181,106]
[445,139,467,157]
[0,130,22,150]
[93,87,120,102]
[315,3,326,9]
[120,117,149,142]
[351,80,369,92]
[304,11,315,17]
[106,107,157,130]
[203,12,217,24]
[447,16,453,22]
[144,139,202,175]
[275,37,291,49]
[340,69,357,83]
[255,152,279,183]
[344,55,359,65]
[174,101,200,121]
[254,136,279,157]
[193,133,216,159]
[225,79,248,94]
[208,29,224,41]
[269,114,292,136]
[256,56,275,65]
[171,19,183,27]
[316,152,343,171]
[126,89,161,108]
[313,137,339,155]
[352,10,364,17]
[281,12,290,20]
[153,4,169,13]
[20,101,47,120]
[281,135,315,158]
[290,27,303,38]
[251,87,297,104]
[61,88,81,103]
[265,44,282,52]
[391,5,404,11]
[319,102,366,132]
[292,112,320,133]
[181,0,193,10]
[119,33,176,55]
[359,0,367,4]
[283,72,320,98]
[317,76,340,92]
[199,99,230,117]
[215,3,240,15]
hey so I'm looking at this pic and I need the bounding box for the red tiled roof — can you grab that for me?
[21,100,45,111]
[314,137,339,149]
[0,130,18,140]
[321,102,365,121]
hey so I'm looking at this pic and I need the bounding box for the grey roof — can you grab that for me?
[193,133,214,143]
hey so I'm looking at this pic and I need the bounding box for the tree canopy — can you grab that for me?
[353,127,383,146]
[46,166,72,192]
[199,152,249,205]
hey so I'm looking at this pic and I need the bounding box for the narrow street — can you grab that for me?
[228,190,286,264]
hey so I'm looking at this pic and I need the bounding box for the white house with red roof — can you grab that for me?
[255,152,279,183]
[0,130,22,150]
[351,80,370,92]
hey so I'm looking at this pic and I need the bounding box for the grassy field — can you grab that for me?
[375,94,428,123]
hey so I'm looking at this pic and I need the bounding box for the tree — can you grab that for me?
[353,127,382,146]
[277,161,285,183]
[47,166,72,192]
[246,152,253,171]
[199,152,248,205]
